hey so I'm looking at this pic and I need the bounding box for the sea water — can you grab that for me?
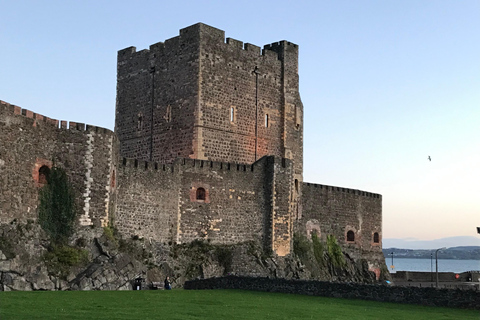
[385,258,480,273]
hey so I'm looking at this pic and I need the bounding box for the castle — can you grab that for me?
[0,23,383,277]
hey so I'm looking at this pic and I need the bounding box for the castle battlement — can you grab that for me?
[117,23,298,65]
[121,157,175,173]
[180,157,255,172]
[119,155,292,177]
[0,100,112,134]
[303,181,381,199]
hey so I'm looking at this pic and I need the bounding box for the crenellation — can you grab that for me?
[302,181,381,198]
[262,48,278,59]
[149,41,165,52]
[163,36,181,51]
[118,46,137,58]
[226,37,243,49]
[243,43,260,54]
[23,109,34,118]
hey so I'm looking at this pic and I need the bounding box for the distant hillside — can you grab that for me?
[383,246,480,260]
[382,236,480,249]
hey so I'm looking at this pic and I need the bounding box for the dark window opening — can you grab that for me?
[38,165,50,185]
[110,170,116,189]
[346,230,355,242]
[137,113,143,130]
[265,114,269,127]
[373,232,380,243]
[196,187,206,201]
[295,179,299,193]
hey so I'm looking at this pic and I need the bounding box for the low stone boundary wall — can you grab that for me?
[184,276,480,310]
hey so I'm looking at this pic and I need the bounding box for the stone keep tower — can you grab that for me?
[115,23,303,184]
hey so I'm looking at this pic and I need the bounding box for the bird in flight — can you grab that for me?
[428,156,431,161]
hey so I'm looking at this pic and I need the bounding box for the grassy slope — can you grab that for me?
[0,289,477,320]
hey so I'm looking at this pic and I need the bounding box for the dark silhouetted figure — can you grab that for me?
[164,276,172,290]
[428,156,431,161]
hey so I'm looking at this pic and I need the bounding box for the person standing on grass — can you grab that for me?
[164,276,172,290]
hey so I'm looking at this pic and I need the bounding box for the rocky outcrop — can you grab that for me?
[0,221,388,291]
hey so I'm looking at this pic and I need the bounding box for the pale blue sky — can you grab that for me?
[1,1,479,243]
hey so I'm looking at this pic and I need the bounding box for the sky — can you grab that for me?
[1,1,479,245]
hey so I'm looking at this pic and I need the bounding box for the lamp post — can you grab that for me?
[435,247,446,288]
[390,251,394,271]
[430,253,433,282]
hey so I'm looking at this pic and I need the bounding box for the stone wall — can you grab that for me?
[177,157,269,245]
[0,100,114,227]
[184,276,480,310]
[113,158,179,243]
[299,182,383,275]
[113,155,294,255]
[393,271,480,283]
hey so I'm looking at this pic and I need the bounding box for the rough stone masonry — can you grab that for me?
[0,23,385,282]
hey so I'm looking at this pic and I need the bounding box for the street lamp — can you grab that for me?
[435,247,447,288]
[430,253,433,282]
[390,251,394,271]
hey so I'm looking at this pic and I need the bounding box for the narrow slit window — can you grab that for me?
[265,114,269,127]
[137,112,143,130]
[166,105,172,122]
[295,105,301,130]
[230,106,235,123]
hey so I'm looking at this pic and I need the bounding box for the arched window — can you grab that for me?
[38,165,50,185]
[373,232,380,243]
[346,230,355,242]
[294,179,299,193]
[196,187,206,201]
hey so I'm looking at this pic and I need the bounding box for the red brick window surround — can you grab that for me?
[190,184,210,203]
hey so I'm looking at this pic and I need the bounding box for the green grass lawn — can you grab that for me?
[0,289,478,320]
